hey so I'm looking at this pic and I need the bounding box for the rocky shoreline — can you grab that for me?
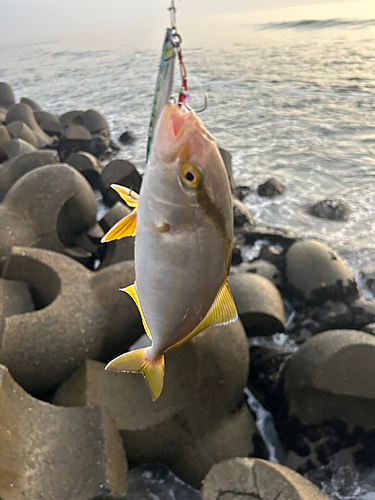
[0,81,373,499]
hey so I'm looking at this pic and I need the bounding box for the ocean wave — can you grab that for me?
[257,18,375,31]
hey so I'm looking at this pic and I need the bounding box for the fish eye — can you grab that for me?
[180,163,203,189]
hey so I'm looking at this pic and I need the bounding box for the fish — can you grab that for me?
[102,103,237,401]
[146,28,176,163]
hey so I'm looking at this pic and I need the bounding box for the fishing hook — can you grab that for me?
[184,93,208,113]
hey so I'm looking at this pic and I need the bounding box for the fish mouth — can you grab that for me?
[152,103,214,162]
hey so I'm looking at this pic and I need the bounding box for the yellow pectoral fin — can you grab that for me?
[167,281,238,352]
[105,348,165,401]
[121,283,152,339]
[101,209,137,242]
[111,184,139,208]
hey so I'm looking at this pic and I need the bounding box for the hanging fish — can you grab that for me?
[146,28,177,163]
[102,103,237,401]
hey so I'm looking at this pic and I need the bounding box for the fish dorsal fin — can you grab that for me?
[101,210,137,242]
[120,283,152,339]
[111,184,139,208]
[167,281,238,351]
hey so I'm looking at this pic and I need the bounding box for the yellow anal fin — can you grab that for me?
[105,347,165,401]
[111,184,139,208]
[121,283,152,339]
[167,281,238,351]
[101,210,137,242]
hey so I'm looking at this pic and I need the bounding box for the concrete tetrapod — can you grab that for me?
[0,246,143,395]
[101,159,142,205]
[98,202,135,267]
[286,240,358,303]
[229,273,285,336]
[0,164,98,266]
[0,364,128,500]
[201,458,328,499]
[53,320,257,489]
[0,150,60,198]
[5,103,53,148]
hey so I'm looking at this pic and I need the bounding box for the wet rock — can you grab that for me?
[99,202,135,267]
[308,199,351,221]
[258,244,283,264]
[126,463,200,500]
[60,110,84,129]
[238,224,298,248]
[229,273,285,335]
[0,149,60,198]
[286,240,359,304]
[66,151,103,189]
[0,164,98,266]
[53,320,257,489]
[258,177,285,197]
[4,138,37,159]
[218,147,236,192]
[5,103,53,147]
[231,246,243,266]
[83,109,110,138]
[0,82,15,109]
[233,185,251,201]
[233,198,255,228]
[231,259,281,286]
[89,132,112,159]
[20,96,43,111]
[360,265,375,295]
[0,364,128,499]
[119,130,136,144]
[101,159,142,205]
[284,329,375,430]
[0,245,142,395]
[201,457,328,499]
[7,120,39,148]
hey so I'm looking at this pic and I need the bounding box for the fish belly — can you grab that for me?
[135,211,226,355]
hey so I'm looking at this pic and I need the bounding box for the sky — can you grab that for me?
[1,0,374,48]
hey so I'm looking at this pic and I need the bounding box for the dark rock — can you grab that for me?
[0,164,98,266]
[286,240,359,304]
[60,110,84,129]
[20,96,43,111]
[201,458,328,499]
[0,150,60,198]
[233,197,255,228]
[99,202,135,267]
[308,199,351,221]
[231,246,243,266]
[218,147,236,192]
[89,133,112,159]
[101,159,142,205]
[233,185,251,201]
[7,120,39,148]
[119,130,136,144]
[83,109,110,138]
[0,364,128,499]
[360,265,375,295]
[66,151,103,189]
[258,177,285,197]
[229,273,285,335]
[4,138,37,159]
[0,245,142,395]
[258,244,283,264]
[0,82,15,109]
[238,224,298,248]
[231,259,281,286]
[53,320,257,489]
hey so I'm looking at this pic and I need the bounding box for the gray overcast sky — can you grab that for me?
[0,0,366,47]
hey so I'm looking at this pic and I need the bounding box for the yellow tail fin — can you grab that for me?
[105,348,165,401]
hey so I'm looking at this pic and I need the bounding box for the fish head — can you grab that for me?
[149,104,233,232]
